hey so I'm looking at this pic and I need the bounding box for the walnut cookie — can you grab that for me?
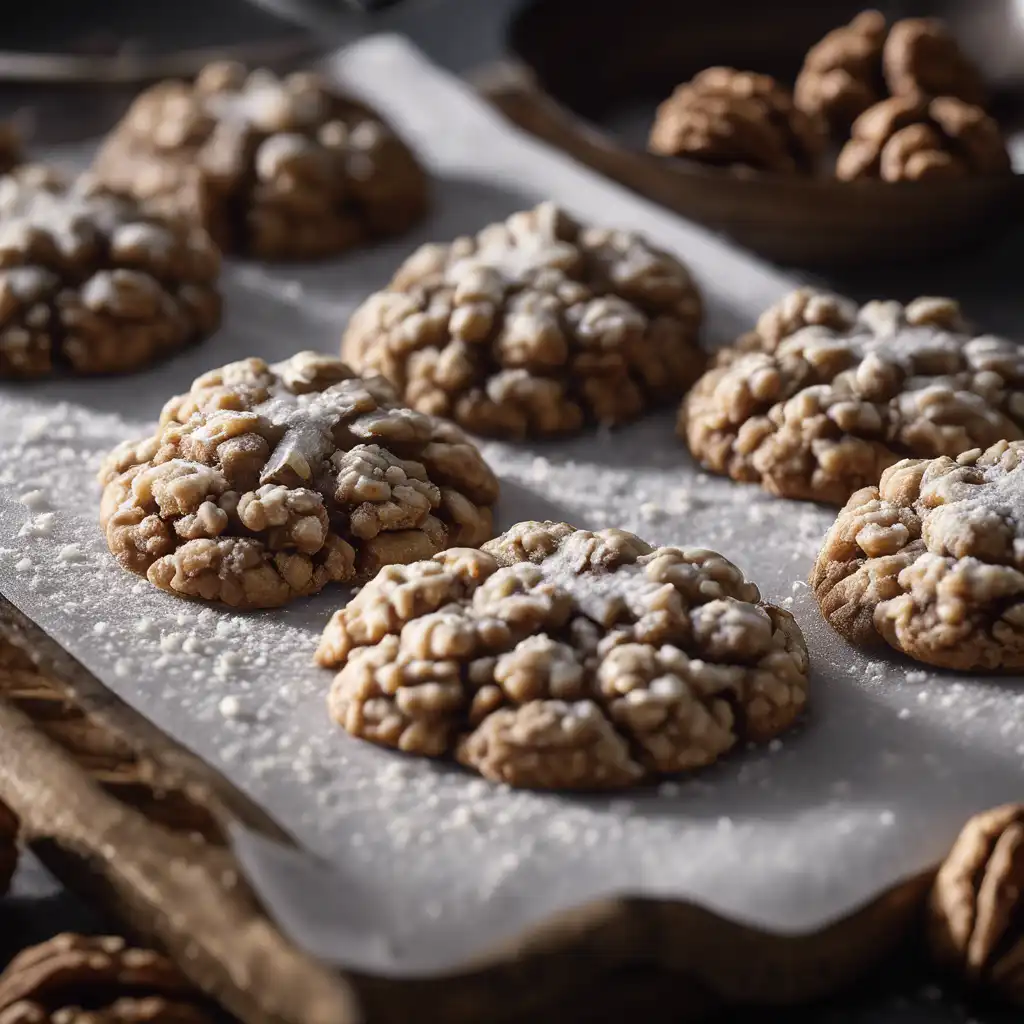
[316,521,809,790]
[680,289,1024,507]
[0,934,217,1024]
[91,61,428,260]
[0,166,220,379]
[340,202,704,439]
[98,352,499,609]
[812,440,1024,670]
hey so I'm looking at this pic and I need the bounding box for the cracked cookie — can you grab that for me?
[0,798,16,897]
[812,441,1024,670]
[649,67,825,174]
[681,289,1024,506]
[340,203,704,438]
[91,62,428,261]
[316,520,809,790]
[0,166,220,378]
[837,95,1010,182]
[929,804,1024,1004]
[0,934,216,1024]
[98,352,499,608]
[795,13,987,136]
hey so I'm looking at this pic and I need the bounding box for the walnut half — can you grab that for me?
[930,804,1024,1004]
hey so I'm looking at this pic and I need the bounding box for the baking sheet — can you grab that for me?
[2,36,1024,976]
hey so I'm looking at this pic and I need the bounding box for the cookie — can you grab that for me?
[341,203,704,439]
[316,520,809,790]
[812,441,1024,671]
[98,352,499,609]
[91,62,428,261]
[0,798,16,897]
[680,289,1024,506]
[0,934,215,1024]
[0,167,220,379]
[837,94,1010,182]
[649,67,825,174]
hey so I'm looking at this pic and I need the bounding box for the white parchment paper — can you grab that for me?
[1,37,1023,976]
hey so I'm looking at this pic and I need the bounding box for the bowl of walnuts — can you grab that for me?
[480,0,1024,267]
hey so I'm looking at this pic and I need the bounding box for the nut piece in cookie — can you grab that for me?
[812,441,1024,670]
[649,67,826,174]
[341,202,704,439]
[317,520,809,790]
[929,804,1024,1005]
[0,933,216,1023]
[91,62,428,260]
[0,166,221,379]
[98,352,499,608]
[0,798,16,897]
[795,10,888,135]
[681,289,1024,506]
[837,95,1010,182]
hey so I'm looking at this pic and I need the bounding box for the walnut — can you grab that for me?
[812,441,1024,668]
[795,10,888,134]
[681,289,1024,507]
[837,95,1010,182]
[0,798,16,897]
[930,804,1024,1004]
[0,934,215,1024]
[649,67,826,174]
[0,167,220,378]
[98,352,499,608]
[883,18,986,108]
[341,202,704,439]
[317,521,809,790]
[91,62,427,260]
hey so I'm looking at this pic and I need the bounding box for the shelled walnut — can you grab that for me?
[0,934,217,1023]
[796,13,987,135]
[930,805,1024,1003]
[649,67,825,174]
[837,95,1011,182]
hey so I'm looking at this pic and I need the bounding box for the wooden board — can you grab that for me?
[0,596,937,1022]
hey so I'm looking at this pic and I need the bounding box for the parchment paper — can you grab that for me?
[1,36,1023,977]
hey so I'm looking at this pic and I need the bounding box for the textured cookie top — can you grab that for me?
[649,67,826,174]
[837,94,1010,182]
[341,202,704,438]
[99,352,499,608]
[92,62,427,260]
[812,440,1024,670]
[317,520,809,790]
[0,934,213,1024]
[681,289,1024,506]
[0,167,221,378]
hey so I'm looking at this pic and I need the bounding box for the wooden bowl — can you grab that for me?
[474,0,1024,267]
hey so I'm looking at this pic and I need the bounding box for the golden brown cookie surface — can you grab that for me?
[812,441,1024,670]
[317,520,809,790]
[99,352,498,608]
[341,203,704,439]
[92,62,428,260]
[681,290,1024,506]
